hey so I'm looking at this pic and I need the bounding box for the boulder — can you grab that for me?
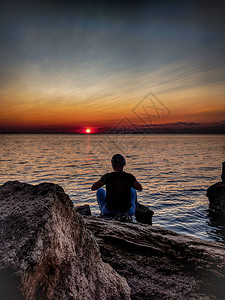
[207,182,225,214]
[84,215,225,299]
[206,181,225,226]
[221,161,225,182]
[136,202,154,225]
[74,204,91,216]
[0,181,130,300]
[206,162,225,218]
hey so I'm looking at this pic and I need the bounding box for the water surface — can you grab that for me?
[0,134,224,243]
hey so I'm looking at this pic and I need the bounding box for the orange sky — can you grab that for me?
[1,82,224,131]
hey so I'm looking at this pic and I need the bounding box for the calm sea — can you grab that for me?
[0,134,224,243]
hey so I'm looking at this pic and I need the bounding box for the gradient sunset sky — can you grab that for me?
[1,0,225,133]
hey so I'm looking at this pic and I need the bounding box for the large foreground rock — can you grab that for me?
[84,216,225,299]
[0,181,130,300]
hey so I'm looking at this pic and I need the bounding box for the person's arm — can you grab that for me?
[133,179,142,191]
[91,180,104,191]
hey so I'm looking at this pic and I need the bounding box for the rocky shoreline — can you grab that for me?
[84,214,225,299]
[1,180,225,299]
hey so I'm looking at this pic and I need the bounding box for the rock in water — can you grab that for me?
[0,181,131,300]
[221,161,225,182]
[75,204,92,216]
[207,181,225,213]
[206,162,225,216]
[135,202,154,225]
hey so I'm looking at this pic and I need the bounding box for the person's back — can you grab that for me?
[91,154,142,219]
[100,171,136,211]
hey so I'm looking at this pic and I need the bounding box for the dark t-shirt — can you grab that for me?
[100,171,136,211]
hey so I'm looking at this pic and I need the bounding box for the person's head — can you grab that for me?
[111,154,126,171]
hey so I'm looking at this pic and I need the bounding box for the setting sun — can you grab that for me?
[85,128,91,134]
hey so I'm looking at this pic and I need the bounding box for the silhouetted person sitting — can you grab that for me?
[91,154,142,222]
